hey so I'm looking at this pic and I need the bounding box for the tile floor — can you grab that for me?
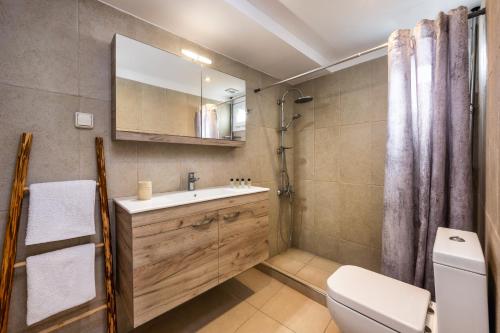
[132,267,340,333]
[266,248,343,291]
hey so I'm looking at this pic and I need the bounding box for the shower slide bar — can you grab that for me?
[254,8,486,93]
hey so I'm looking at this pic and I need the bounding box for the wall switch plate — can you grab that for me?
[75,112,94,129]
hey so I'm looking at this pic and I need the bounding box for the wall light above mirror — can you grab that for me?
[112,34,246,147]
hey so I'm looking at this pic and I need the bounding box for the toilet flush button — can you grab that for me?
[449,236,465,242]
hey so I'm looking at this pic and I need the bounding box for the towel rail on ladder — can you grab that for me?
[0,133,117,333]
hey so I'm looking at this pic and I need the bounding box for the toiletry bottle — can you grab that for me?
[230,178,234,188]
[235,178,240,188]
[240,178,245,187]
[247,178,252,188]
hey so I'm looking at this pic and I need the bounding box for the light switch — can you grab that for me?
[75,112,94,129]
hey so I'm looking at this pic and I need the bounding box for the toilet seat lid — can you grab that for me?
[327,266,430,333]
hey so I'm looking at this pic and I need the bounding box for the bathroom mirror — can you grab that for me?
[112,34,246,147]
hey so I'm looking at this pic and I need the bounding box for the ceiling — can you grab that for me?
[100,0,480,84]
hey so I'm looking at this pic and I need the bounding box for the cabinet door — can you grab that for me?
[218,200,269,283]
[132,211,219,326]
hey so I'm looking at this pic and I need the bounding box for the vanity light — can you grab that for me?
[181,49,212,64]
[205,76,211,82]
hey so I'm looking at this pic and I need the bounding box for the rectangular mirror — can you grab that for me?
[112,34,246,147]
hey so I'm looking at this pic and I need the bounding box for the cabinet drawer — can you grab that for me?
[218,200,269,283]
[132,212,219,326]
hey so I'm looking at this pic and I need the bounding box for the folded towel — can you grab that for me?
[26,244,96,325]
[26,180,96,245]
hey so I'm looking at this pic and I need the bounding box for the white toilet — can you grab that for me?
[326,227,488,333]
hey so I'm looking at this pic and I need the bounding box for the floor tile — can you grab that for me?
[281,248,316,263]
[295,264,332,290]
[261,286,331,333]
[198,301,257,333]
[324,320,341,333]
[235,311,293,333]
[133,285,246,332]
[266,254,308,274]
[221,268,284,308]
[308,256,342,273]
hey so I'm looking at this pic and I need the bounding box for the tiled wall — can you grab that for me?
[0,0,291,331]
[485,0,500,330]
[292,58,388,272]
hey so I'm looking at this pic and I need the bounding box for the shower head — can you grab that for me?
[285,113,303,129]
[279,88,314,105]
[294,95,313,104]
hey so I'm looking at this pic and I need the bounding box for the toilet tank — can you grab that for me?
[432,227,488,333]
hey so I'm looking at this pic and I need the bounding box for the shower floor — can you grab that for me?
[264,248,342,292]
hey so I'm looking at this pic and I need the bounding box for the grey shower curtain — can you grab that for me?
[381,6,472,294]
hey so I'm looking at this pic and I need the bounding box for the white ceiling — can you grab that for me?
[100,0,480,84]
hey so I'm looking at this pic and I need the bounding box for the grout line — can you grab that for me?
[256,308,298,333]
[0,81,109,104]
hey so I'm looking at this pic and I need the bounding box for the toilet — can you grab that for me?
[326,227,488,333]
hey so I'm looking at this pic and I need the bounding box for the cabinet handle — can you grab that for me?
[192,216,216,228]
[223,211,240,222]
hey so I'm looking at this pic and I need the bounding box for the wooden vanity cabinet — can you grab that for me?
[218,200,269,283]
[116,192,269,327]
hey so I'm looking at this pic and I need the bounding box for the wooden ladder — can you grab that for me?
[0,134,117,333]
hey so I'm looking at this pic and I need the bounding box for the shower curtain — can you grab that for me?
[381,6,472,294]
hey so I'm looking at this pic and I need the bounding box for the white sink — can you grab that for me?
[114,186,270,214]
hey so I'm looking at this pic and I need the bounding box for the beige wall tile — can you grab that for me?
[314,181,341,238]
[293,180,315,231]
[314,94,340,129]
[294,127,315,180]
[292,225,318,254]
[293,57,387,269]
[371,121,387,185]
[338,239,381,272]
[0,0,79,95]
[339,123,371,184]
[313,232,341,261]
[314,127,340,181]
[339,184,381,248]
[340,87,371,125]
[0,84,80,211]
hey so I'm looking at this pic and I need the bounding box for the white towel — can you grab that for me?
[26,244,96,325]
[26,180,96,245]
[195,104,219,139]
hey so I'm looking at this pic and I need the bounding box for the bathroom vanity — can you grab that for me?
[114,186,270,327]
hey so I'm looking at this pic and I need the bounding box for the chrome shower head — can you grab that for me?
[294,95,313,104]
[285,114,303,129]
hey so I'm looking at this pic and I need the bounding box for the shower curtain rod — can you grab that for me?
[254,8,486,93]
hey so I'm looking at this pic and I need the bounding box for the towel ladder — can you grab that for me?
[0,134,117,333]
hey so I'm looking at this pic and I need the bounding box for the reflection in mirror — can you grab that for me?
[114,34,246,144]
[115,34,202,137]
[201,68,246,141]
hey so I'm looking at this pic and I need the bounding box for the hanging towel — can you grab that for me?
[195,104,219,139]
[25,180,96,245]
[26,243,96,325]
